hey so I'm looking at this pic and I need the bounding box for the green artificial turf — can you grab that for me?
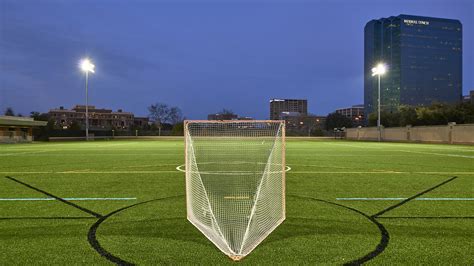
[0,139,473,264]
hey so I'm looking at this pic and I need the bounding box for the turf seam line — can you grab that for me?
[4,176,103,219]
[371,176,458,218]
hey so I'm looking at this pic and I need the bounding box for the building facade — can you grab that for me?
[364,14,462,116]
[279,112,326,135]
[208,112,254,120]
[462,90,474,104]
[207,113,238,120]
[270,99,307,120]
[0,116,47,143]
[335,104,365,126]
[48,105,148,130]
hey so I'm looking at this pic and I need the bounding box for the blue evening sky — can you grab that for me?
[1,0,472,119]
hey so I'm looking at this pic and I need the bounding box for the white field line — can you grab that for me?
[1,148,183,152]
[322,142,474,153]
[0,170,179,174]
[397,150,474,159]
[0,153,183,157]
[322,142,383,149]
[0,197,137,201]
[292,171,407,174]
[55,170,179,174]
[290,171,474,175]
[60,169,92,173]
[324,141,474,152]
[383,144,474,152]
[112,163,182,169]
[288,154,418,156]
[0,170,472,175]
[94,143,136,148]
[0,150,55,156]
[0,171,53,174]
[3,151,471,158]
[336,197,474,201]
[300,143,474,158]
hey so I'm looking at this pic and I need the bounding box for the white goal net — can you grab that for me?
[185,120,286,260]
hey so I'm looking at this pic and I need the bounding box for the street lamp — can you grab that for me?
[80,58,95,141]
[371,63,387,141]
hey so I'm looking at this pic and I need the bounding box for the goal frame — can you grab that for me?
[184,120,286,261]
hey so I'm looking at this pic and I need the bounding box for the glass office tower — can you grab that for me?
[364,14,462,116]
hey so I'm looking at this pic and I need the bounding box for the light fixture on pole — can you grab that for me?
[371,63,386,141]
[80,58,95,141]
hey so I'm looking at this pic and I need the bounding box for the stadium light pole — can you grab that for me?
[80,58,95,141]
[371,63,387,141]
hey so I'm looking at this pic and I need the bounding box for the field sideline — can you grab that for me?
[0,139,473,264]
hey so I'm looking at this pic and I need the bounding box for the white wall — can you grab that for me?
[346,123,474,144]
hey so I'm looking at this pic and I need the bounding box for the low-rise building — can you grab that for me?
[0,116,47,143]
[48,105,147,130]
[133,117,150,128]
[335,104,365,126]
[270,99,307,120]
[279,112,326,135]
[237,116,254,120]
[462,90,474,104]
[208,113,238,120]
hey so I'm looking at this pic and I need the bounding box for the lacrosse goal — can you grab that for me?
[184,120,286,260]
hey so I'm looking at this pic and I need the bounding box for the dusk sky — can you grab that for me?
[1,0,473,119]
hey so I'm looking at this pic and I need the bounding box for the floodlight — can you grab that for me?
[372,63,386,76]
[80,58,95,73]
[78,57,95,141]
[372,62,388,141]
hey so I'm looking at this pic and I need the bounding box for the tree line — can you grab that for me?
[5,100,474,136]
[147,102,184,135]
[367,102,474,127]
[324,101,474,130]
[2,102,186,138]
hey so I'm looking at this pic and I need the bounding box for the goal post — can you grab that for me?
[184,120,286,260]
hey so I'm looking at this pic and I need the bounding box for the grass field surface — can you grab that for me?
[0,139,473,264]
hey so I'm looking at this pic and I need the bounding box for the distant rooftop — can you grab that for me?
[0,116,47,127]
[335,104,364,109]
[49,105,133,114]
[368,14,461,25]
[270,99,307,102]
